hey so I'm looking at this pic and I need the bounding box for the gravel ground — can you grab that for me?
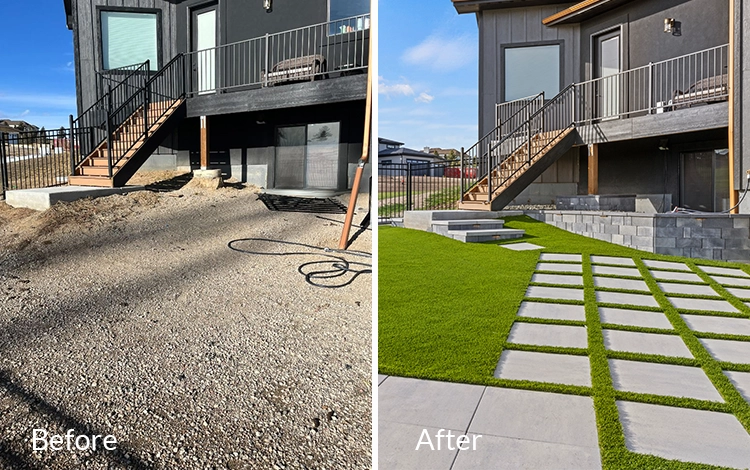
[0,174,372,469]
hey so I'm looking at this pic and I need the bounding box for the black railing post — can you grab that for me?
[406,162,412,211]
[264,33,270,87]
[460,146,464,196]
[69,114,75,176]
[0,132,7,198]
[106,85,113,178]
[181,54,186,97]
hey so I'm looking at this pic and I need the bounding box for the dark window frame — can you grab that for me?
[500,40,564,103]
[97,6,163,72]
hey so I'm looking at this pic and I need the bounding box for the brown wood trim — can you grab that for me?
[543,0,611,26]
[588,144,599,195]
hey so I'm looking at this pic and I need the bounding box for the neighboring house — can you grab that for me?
[62,0,370,193]
[0,120,41,144]
[452,0,746,213]
[378,138,447,177]
[425,147,460,160]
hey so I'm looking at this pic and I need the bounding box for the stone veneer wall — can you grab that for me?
[525,210,750,263]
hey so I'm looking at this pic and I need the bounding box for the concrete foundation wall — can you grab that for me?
[526,210,750,262]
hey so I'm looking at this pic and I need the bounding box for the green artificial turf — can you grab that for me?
[378,215,750,470]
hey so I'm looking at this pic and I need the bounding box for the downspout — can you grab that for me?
[729,0,739,213]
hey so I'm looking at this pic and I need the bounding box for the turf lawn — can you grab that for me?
[378,215,750,470]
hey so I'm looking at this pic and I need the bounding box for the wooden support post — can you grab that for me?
[200,115,209,170]
[588,144,599,195]
[729,0,739,213]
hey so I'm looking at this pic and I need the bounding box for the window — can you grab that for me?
[328,0,369,35]
[101,11,159,70]
[504,44,560,102]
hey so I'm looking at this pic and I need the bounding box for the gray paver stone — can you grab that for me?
[650,270,703,282]
[616,401,750,468]
[507,323,588,348]
[526,286,584,301]
[594,277,649,292]
[494,350,591,386]
[452,436,602,470]
[668,297,739,313]
[657,282,718,296]
[499,242,544,251]
[379,422,460,470]
[596,291,659,308]
[531,274,583,286]
[599,307,672,329]
[603,330,693,358]
[536,263,583,273]
[539,253,582,262]
[725,287,750,299]
[724,370,750,403]
[609,359,723,401]
[642,260,691,271]
[591,256,636,266]
[711,275,750,287]
[699,338,750,364]
[592,265,642,277]
[518,302,586,321]
[681,314,750,336]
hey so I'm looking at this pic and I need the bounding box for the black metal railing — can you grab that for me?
[378,160,462,221]
[185,14,369,95]
[70,60,151,170]
[102,54,186,177]
[495,93,544,138]
[0,128,73,197]
[95,62,150,103]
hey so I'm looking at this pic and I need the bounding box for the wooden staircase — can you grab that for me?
[458,85,578,212]
[460,128,576,210]
[69,99,185,188]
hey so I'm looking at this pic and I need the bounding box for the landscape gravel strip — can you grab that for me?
[0,176,372,469]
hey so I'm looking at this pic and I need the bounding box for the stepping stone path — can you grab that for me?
[518,301,586,321]
[724,370,750,403]
[710,275,750,287]
[643,259,691,271]
[507,323,588,348]
[596,291,659,308]
[668,297,739,313]
[681,314,750,336]
[591,255,636,266]
[657,282,718,296]
[603,330,693,358]
[499,242,544,251]
[536,262,583,273]
[526,285,584,301]
[593,276,649,292]
[609,359,723,402]
[650,270,703,283]
[494,350,591,386]
[531,273,583,286]
[591,265,641,277]
[699,338,750,364]
[698,266,750,277]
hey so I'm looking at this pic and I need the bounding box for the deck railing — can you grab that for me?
[0,128,73,197]
[184,14,369,96]
[495,93,545,138]
[574,44,728,122]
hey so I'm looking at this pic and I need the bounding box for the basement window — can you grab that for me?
[101,11,160,70]
[504,44,560,102]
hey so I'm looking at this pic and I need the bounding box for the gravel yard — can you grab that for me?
[0,173,372,469]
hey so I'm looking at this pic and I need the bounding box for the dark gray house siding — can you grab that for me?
[66,0,368,192]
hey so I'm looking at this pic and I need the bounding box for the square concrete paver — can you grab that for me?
[650,270,703,283]
[594,277,649,292]
[379,421,460,470]
[609,359,723,402]
[536,263,583,273]
[699,266,750,277]
[596,291,659,308]
[642,260,691,271]
[603,330,693,358]
[378,376,485,431]
[518,302,586,321]
[531,273,583,286]
[657,282,718,297]
[681,314,750,336]
[599,307,672,329]
[617,401,750,469]
[454,388,601,470]
[726,286,750,299]
[668,297,739,313]
[724,370,750,403]
[699,338,750,364]
[452,435,602,470]
[507,323,588,349]
[592,265,642,277]
[499,242,544,251]
[591,255,636,266]
[710,275,750,287]
[494,350,591,386]
[526,286,584,301]
[540,253,582,262]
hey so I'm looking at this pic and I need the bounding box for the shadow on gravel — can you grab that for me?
[144,173,193,192]
[0,370,150,469]
[258,194,347,214]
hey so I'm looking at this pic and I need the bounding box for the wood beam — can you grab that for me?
[729,0,739,213]
[200,115,209,170]
[588,144,599,195]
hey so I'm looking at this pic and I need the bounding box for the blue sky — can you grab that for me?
[0,1,76,131]
[378,1,479,152]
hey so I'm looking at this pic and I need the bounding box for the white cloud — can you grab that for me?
[415,92,434,103]
[19,110,30,117]
[379,77,415,97]
[402,34,476,72]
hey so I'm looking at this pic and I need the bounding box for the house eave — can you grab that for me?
[542,0,635,26]
[63,0,73,30]
[452,0,572,14]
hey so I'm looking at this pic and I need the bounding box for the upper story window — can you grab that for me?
[101,11,159,70]
[328,0,370,35]
[504,44,560,102]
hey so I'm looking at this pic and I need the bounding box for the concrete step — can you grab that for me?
[447,228,526,243]
[403,209,514,230]
[431,219,506,237]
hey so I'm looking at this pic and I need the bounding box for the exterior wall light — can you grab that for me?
[664,18,681,36]
[263,0,272,12]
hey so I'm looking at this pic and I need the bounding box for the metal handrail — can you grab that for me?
[184,14,370,95]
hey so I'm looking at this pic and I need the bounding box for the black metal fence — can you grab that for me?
[378,160,463,221]
[0,128,73,198]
